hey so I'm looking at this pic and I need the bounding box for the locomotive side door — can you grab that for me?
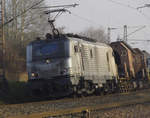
[71,41,83,77]
[78,43,85,76]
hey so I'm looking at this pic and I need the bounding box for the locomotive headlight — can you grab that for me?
[31,73,38,77]
[31,73,35,77]
[46,59,51,64]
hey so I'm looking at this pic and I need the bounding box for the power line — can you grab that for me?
[32,3,79,9]
[129,39,150,41]
[3,0,45,26]
[127,25,146,37]
[137,10,150,21]
[71,12,101,26]
[106,0,150,21]
[106,0,135,10]
[137,4,150,9]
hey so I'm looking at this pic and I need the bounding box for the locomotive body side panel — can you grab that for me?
[80,43,116,84]
[68,38,118,86]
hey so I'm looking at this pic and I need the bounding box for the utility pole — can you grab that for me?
[123,25,127,42]
[108,25,146,43]
[0,0,6,82]
[107,27,111,43]
[123,25,146,43]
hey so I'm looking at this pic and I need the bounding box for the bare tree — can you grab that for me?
[3,0,49,81]
[80,27,109,44]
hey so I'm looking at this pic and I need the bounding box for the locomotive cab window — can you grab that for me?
[106,52,110,72]
[90,49,93,58]
[74,45,78,53]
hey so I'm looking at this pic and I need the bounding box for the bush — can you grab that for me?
[0,81,32,104]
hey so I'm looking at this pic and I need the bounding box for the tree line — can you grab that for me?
[2,0,48,81]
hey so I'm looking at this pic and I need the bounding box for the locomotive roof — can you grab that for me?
[68,37,110,48]
[29,34,110,48]
[66,33,110,48]
[134,48,143,54]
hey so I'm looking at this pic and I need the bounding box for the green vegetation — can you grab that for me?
[0,81,32,104]
[0,80,52,104]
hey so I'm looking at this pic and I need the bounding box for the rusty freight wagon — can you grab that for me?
[110,41,148,89]
[133,48,148,80]
[110,41,135,79]
[142,50,150,79]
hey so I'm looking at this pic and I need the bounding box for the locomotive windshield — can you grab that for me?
[32,40,69,61]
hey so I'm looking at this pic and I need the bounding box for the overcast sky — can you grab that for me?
[45,0,150,52]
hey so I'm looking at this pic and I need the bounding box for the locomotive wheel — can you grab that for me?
[72,86,79,98]
[139,81,143,89]
[132,81,137,89]
[76,81,95,97]
[105,85,111,94]
[104,81,113,94]
[84,81,95,96]
[95,87,104,96]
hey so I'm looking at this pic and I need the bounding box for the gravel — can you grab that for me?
[91,103,150,118]
[1,89,150,118]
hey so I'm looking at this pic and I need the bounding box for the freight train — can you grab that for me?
[27,34,150,97]
[111,42,149,91]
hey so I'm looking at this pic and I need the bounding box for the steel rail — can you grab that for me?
[0,88,149,118]
[8,97,150,118]
[0,88,149,114]
[1,88,146,107]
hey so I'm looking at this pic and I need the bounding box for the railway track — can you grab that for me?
[9,98,150,118]
[1,89,150,118]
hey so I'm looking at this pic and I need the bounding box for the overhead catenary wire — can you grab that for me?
[106,0,150,21]
[32,3,79,21]
[137,4,150,10]
[70,12,102,26]
[69,12,148,42]
[127,26,146,37]
[128,39,150,42]
[106,0,135,10]
[137,10,150,21]
[107,25,147,30]
[32,3,79,9]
